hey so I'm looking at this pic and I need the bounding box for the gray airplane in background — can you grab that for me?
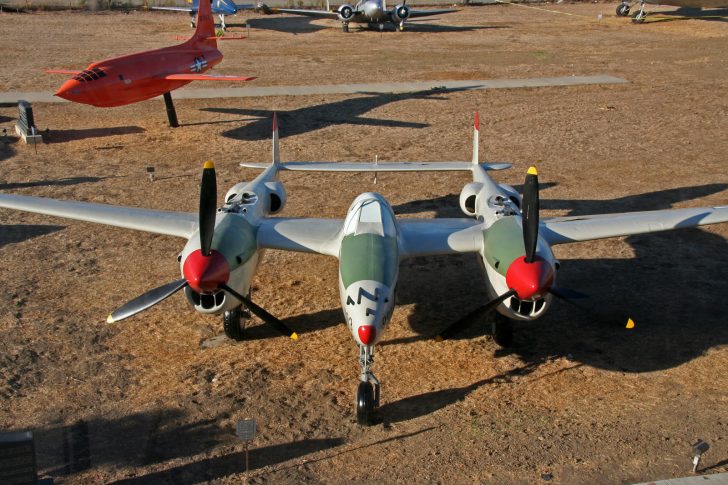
[616,0,728,22]
[257,0,457,32]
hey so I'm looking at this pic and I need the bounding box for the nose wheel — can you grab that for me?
[223,304,250,341]
[491,313,513,348]
[356,345,380,425]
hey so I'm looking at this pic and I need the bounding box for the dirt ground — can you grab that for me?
[1,3,728,484]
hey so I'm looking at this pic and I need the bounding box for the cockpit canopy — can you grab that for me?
[343,198,396,238]
[72,67,107,83]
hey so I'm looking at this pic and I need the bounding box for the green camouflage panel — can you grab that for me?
[482,216,526,277]
[212,214,257,269]
[339,233,398,288]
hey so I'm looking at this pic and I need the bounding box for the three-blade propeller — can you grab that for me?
[107,162,296,339]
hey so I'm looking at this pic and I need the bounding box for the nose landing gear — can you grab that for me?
[356,345,380,425]
[223,304,250,341]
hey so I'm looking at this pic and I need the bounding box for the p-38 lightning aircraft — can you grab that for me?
[152,0,254,31]
[257,0,457,32]
[46,0,255,126]
[1,115,727,425]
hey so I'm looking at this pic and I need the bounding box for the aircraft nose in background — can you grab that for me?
[54,79,82,101]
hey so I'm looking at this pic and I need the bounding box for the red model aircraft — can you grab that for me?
[47,0,254,126]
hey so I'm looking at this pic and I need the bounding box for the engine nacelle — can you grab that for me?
[337,4,355,20]
[498,183,522,209]
[391,4,410,22]
[224,180,286,214]
[264,181,286,214]
[459,182,483,217]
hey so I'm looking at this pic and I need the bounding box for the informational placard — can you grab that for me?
[236,419,256,442]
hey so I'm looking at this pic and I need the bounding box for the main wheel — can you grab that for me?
[223,306,245,341]
[616,3,630,16]
[356,381,374,426]
[631,10,646,23]
[491,314,513,348]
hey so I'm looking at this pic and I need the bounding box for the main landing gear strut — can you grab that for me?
[356,345,380,426]
[163,92,179,128]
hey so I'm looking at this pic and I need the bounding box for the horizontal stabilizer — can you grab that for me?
[163,73,256,81]
[240,161,512,172]
[45,69,82,75]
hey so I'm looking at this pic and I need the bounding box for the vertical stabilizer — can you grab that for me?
[472,112,480,165]
[272,113,280,166]
[192,0,217,45]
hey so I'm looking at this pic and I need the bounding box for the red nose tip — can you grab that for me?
[183,249,230,293]
[55,79,81,100]
[505,255,554,300]
[358,325,376,345]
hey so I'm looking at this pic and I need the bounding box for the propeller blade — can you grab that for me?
[522,166,539,263]
[220,284,298,340]
[436,289,517,341]
[107,278,188,323]
[199,160,217,257]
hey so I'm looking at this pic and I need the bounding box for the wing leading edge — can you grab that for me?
[541,206,728,245]
[0,194,197,239]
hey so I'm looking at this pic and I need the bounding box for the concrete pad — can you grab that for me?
[0,75,628,104]
[634,473,728,485]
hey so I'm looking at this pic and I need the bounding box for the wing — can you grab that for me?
[398,218,483,258]
[162,74,256,81]
[257,218,344,257]
[0,194,197,239]
[240,162,512,172]
[150,5,194,12]
[257,217,483,259]
[269,7,340,19]
[541,206,728,245]
[407,8,458,18]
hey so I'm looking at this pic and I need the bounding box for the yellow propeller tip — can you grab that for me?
[106,315,115,324]
[435,335,444,343]
[527,166,538,176]
[290,332,299,341]
[203,160,215,169]
[626,318,635,329]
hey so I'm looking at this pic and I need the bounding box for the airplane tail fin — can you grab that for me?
[272,112,281,167]
[472,111,479,165]
[191,0,217,46]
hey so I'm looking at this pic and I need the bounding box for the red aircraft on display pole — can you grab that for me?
[46,0,254,126]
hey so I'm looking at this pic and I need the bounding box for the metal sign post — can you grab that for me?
[236,419,256,482]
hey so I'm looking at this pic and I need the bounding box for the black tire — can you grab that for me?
[491,314,513,348]
[356,381,374,426]
[631,10,646,23]
[223,306,245,341]
[616,3,630,16]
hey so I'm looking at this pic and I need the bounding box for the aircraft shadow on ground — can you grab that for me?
[388,182,728,373]
[202,86,480,141]
[649,7,728,22]
[0,176,107,190]
[373,22,509,33]
[0,224,64,248]
[378,360,554,423]
[29,408,342,480]
[244,16,330,33]
[46,126,145,143]
[241,307,344,340]
[109,438,344,483]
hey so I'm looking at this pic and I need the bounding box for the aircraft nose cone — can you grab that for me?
[358,325,377,346]
[54,79,81,100]
[183,249,230,293]
[505,255,554,300]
